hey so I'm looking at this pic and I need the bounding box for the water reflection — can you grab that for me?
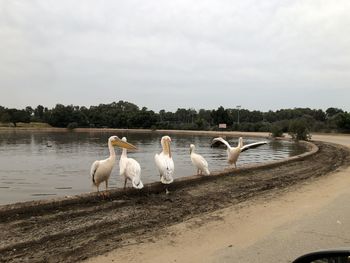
[0,130,306,204]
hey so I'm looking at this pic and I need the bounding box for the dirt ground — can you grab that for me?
[0,141,349,263]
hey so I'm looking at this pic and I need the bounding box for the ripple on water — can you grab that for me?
[31,193,57,196]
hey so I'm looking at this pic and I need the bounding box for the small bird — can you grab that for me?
[119,137,143,189]
[154,136,174,194]
[190,144,210,175]
[90,135,137,196]
[212,137,267,168]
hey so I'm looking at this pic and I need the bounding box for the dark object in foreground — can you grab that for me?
[293,249,350,263]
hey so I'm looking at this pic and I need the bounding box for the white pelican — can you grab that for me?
[212,137,267,168]
[154,136,174,193]
[119,137,143,189]
[190,144,210,175]
[90,135,137,195]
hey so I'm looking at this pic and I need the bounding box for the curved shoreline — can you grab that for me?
[0,140,348,262]
[0,128,305,211]
[0,139,316,217]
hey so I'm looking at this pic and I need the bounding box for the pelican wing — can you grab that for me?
[126,158,143,188]
[120,156,143,189]
[90,160,100,184]
[125,158,141,177]
[199,155,208,168]
[193,153,208,168]
[241,141,268,152]
[191,153,210,175]
[119,157,127,177]
[212,137,232,149]
[155,153,174,184]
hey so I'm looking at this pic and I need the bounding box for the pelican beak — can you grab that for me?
[112,138,137,150]
[163,139,172,158]
[167,140,172,158]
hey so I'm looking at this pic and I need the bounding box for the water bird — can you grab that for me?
[154,136,174,194]
[119,137,143,189]
[90,135,137,196]
[212,137,267,168]
[190,144,210,175]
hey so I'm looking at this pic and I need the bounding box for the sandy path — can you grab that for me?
[87,134,350,263]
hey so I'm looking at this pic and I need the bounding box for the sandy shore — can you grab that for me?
[86,134,350,263]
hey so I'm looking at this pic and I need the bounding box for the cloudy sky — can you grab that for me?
[0,0,349,112]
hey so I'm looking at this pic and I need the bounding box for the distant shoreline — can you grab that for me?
[0,126,270,138]
[1,126,347,139]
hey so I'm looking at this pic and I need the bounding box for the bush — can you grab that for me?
[270,124,284,137]
[312,121,327,132]
[336,113,350,132]
[288,119,311,140]
[67,122,78,130]
[255,121,271,132]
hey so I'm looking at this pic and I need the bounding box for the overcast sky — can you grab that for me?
[0,0,349,112]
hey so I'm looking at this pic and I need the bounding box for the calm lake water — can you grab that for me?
[0,130,306,204]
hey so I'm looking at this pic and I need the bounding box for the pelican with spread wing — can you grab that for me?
[212,137,267,168]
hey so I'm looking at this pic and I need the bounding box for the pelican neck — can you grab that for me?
[108,140,116,158]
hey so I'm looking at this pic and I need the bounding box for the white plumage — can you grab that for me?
[119,137,143,189]
[190,144,210,175]
[154,136,174,185]
[90,135,137,194]
[212,137,267,168]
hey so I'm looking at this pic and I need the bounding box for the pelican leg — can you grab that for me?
[96,184,104,198]
[164,184,170,195]
[197,169,200,175]
[104,180,110,198]
[124,178,127,189]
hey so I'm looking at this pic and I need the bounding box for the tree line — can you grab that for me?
[0,101,349,133]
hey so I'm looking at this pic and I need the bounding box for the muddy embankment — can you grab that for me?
[0,141,349,263]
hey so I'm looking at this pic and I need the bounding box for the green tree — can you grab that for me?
[34,105,45,121]
[211,106,230,125]
[270,124,284,137]
[326,107,343,118]
[336,112,350,131]
[288,118,311,140]
[0,108,30,127]
[25,106,34,118]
